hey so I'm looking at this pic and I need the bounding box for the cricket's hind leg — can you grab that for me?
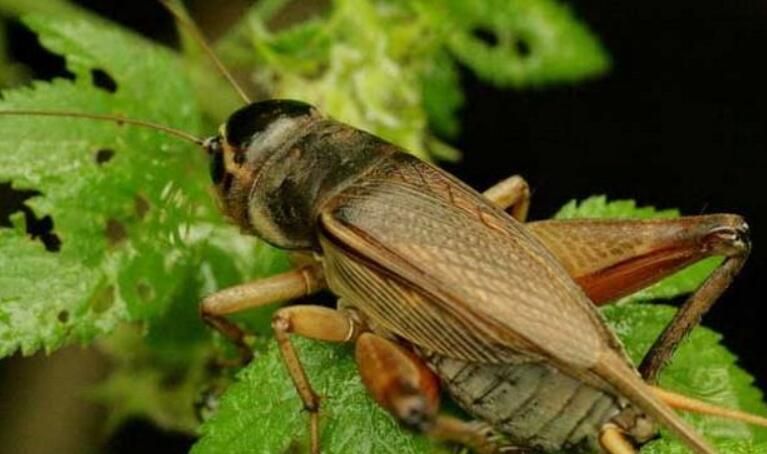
[355,332,528,454]
[483,174,750,381]
[482,175,531,222]
[525,215,750,382]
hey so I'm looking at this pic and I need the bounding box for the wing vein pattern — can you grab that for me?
[320,153,622,371]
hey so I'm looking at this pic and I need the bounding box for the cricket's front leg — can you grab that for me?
[200,263,326,363]
[202,258,363,453]
[525,215,750,382]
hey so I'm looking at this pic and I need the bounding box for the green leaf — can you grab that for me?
[0,228,104,355]
[0,14,199,356]
[604,304,767,446]
[554,195,722,303]
[245,0,433,159]
[419,50,464,138]
[554,195,679,220]
[0,14,288,359]
[641,439,767,454]
[0,0,78,17]
[438,0,610,87]
[193,339,447,454]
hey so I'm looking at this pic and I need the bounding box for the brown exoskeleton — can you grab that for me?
[195,99,757,454]
[2,4,765,453]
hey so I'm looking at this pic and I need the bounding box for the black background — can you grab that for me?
[3,0,767,451]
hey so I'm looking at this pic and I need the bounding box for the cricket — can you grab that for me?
[1,2,765,453]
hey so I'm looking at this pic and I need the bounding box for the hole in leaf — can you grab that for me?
[90,68,118,93]
[514,38,531,57]
[160,369,185,389]
[6,19,72,82]
[136,281,155,302]
[94,148,116,165]
[134,195,150,220]
[32,216,62,252]
[57,310,69,323]
[105,218,127,246]
[471,27,498,47]
[0,182,62,252]
[91,285,115,314]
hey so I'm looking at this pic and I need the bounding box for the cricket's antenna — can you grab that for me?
[0,109,205,145]
[160,0,252,104]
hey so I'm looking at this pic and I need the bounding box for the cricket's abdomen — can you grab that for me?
[424,352,622,452]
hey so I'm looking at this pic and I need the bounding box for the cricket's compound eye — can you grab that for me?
[224,99,318,150]
[203,136,225,184]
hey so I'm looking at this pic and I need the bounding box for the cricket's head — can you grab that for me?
[207,99,325,249]
[208,98,393,252]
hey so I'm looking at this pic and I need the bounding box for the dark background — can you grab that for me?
[2,0,767,452]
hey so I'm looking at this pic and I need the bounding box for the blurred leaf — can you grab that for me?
[437,0,610,87]
[92,227,289,433]
[0,0,77,17]
[420,50,464,138]
[218,0,610,158]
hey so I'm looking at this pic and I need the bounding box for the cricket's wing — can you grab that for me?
[318,153,715,453]
[319,153,617,369]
